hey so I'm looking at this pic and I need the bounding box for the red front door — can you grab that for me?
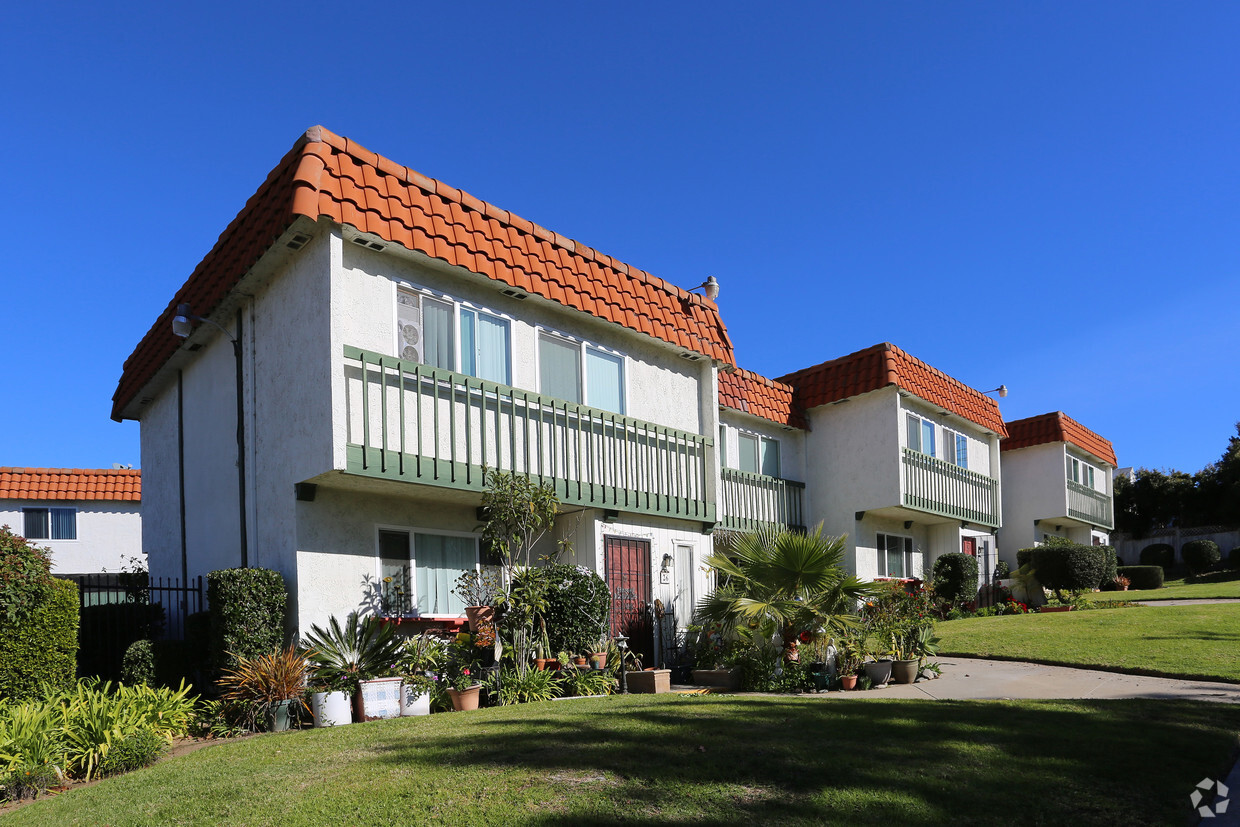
[962,537,977,556]
[604,536,652,666]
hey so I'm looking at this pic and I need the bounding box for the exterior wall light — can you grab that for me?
[982,385,1009,398]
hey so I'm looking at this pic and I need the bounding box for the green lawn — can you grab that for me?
[1091,569,1240,602]
[7,695,1239,826]
[938,603,1240,682]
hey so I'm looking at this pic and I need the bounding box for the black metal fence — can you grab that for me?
[64,574,204,682]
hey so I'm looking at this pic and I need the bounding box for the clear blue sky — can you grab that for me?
[2,3,1236,474]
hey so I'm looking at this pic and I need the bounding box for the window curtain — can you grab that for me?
[414,533,475,616]
[422,297,455,370]
[23,508,49,540]
[539,336,581,403]
[737,433,759,474]
[760,438,780,477]
[477,314,510,385]
[585,348,624,413]
[50,508,76,540]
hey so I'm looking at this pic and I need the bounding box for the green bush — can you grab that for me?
[1099,546,1118,587]
[1016,548,1032,570]
[1019,543,1107,598]
[121,639,157,685]
[1118,565,1164,590]
[96,727,167,777]
[78,602,165,683]
[0,528,53,624]
[931,553,979,604]
[207,568,288,671]
[1181,540,1221,576]
[0,578,79,702]
[1139,543,1175,571]
[541,564,611,654]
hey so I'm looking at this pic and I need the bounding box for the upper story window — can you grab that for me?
[538,332,626,414]
[397,286,512,384]
[737,432,780,477]
[906,413,937,458]
[942,428,969,470]
[1067,456,1097,489]
[23,507,76,540]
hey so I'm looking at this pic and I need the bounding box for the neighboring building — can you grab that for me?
[0,467,142,574]
[999,412,1117,563]
[110,126,730,661]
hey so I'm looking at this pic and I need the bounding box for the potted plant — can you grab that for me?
[453,568,502,632]
[862,638,893,688]
[308,672,354,728]
[442,631,485,711]
[218,646,312,732]
[301,611,404,723]
[890,626,919,685]
[396,633,444,717]
[588,637,609,670]
[835,638,862,690]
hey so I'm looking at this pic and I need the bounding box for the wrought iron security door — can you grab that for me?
[605,535,652,666]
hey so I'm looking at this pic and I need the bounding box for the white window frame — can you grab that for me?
[535,328,628,413]
[942,428,969,470]
[374,524,483,618]
[732,429,781,477]
[1067,455,1099,489]
[394,282,514,384]
[905,413,937,459]
[877,532,917,579]
[22,506,77,541]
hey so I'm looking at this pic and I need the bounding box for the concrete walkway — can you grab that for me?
[825,656,1240,703]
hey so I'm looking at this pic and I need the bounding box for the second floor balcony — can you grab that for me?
[901,448,1000,528]
[342,346,713,522]
[718,467,806,533]
[1067,479,1114,530]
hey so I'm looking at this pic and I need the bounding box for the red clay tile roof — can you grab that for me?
[776,343,1008,437]
[1002,412,1117,467]
[718,368,806,429]
[0,468,141,502]
[111,126,734,420]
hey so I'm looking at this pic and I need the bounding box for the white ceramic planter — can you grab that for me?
[400,683,431,716]
[311,691,352,727]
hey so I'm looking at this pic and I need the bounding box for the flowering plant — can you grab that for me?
[448,668,478,692]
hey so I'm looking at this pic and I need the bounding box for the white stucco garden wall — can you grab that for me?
[2,500,142,574]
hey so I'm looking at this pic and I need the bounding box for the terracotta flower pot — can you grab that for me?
[448,684,482,711]
[464,605,494,632]
[535,658,549,671]
[841,674,858,691]
[573,656,588,667]
[589,652,607,670]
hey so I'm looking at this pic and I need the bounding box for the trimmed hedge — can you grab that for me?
[207,567,288,670]
[932,553,979,604]
[1017,543,1107,596]
[1118,565,1164,591]
[1181,540,1221,576]
[1099,545,1118,588]
[0,577,79,701]
[541,564,611,654]
[1139,543,1175,571]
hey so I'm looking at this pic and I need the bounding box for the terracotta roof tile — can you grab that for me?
[1002,412,1117,467]
[111,127,734,420]
[0,468,141,502]
[718,368,806,429]
[777,343,1008,437]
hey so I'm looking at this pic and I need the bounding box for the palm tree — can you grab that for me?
[696,525,877,660]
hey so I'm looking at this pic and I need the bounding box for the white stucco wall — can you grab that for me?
[2,500,142,574]
[999,441,1114,562]
[140,385,182,583]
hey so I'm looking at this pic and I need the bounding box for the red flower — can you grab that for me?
[799,631,812,643]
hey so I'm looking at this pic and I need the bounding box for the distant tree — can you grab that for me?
[1115,423,1240,534]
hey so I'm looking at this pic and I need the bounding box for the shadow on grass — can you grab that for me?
[358,696,1237,825]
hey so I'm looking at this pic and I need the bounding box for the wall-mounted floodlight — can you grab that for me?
[982,385,1009,398]
[173,304,236,342]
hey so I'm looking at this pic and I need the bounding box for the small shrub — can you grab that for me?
[993,560,1011,580]
[1118,565,1164,590]
[121,640,157,685]
[207,568,288,672]
[1019,543,1107,598]
[96,727,166,777]
[541,564,611,655]
[1098,545,1118,588]
[1139,543,1175,571]
[1181,540,1221,576]
[0,578,79,702]
[931,553,979,604]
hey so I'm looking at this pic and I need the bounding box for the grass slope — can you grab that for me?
[1092,570,1240,602]
[7,695,1240,826]
[938,603,1240,682]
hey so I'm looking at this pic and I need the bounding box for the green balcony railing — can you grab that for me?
[901,448,1000,527]
[719,468,806,533]
[1067,479,1114,529]
[342,346,712,521]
